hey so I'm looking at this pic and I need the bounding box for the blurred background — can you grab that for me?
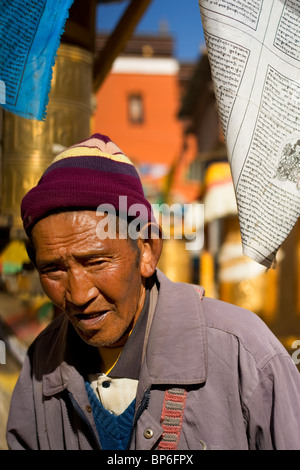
[1,0,300,449]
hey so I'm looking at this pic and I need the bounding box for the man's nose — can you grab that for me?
[66,269,98,307]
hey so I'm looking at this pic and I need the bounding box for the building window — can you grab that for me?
[128,94,144,124]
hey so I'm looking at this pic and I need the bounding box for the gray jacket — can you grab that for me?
[6,270,300,450]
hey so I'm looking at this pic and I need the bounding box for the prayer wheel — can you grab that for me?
[158,238,192,284]
[218,216,279,324]
[1,44,93,235]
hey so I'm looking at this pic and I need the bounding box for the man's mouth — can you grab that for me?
[73,311,111,334]
[75,311,108,320]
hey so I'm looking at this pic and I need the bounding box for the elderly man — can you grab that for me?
[6,134,300,450]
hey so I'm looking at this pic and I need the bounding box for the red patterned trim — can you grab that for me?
[158,388,187,450]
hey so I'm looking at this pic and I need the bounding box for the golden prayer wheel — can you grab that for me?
[218,217,279,324]
[199,250,216,298]
[158,238,192,284]
[1,44,93,235]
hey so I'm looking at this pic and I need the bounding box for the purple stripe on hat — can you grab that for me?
[92,133,112,144]
[70,133,112,146]
[43,156,140,179]
[21,167,154,234]
[40,167,146,199]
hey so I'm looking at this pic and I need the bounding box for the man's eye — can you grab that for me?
[86,259,106,267]
[39,266,64,275]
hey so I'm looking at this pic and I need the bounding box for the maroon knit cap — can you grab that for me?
[21,133,154,235]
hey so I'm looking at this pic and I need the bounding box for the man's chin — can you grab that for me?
[76,329,128,349]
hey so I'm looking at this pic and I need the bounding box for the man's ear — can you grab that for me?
[139,222,163,278]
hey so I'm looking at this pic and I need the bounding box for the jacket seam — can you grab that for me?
[206,324,289,370]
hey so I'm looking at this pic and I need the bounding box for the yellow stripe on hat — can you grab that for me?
[51,146,134,165]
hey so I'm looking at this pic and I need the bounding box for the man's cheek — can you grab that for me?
[40,278,64,307]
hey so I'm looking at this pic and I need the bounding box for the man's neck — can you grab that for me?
[97,283,146,373]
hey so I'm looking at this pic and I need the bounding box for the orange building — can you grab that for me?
[92,34,199,204]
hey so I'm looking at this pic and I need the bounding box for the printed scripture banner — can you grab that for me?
[198,0,300,268]
[0,0,74,120]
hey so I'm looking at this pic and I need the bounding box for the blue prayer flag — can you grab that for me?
[0,0,74,120]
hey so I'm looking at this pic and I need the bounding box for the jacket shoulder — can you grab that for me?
[201,296,289,368]
[29,313,66,350]
[27,313,70,372]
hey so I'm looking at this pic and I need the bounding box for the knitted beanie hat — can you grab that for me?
[21,133,154,235]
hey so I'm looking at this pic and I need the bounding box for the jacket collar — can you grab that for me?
[42,316,100,397]
[42,270,208,397]
[139,269,207,389]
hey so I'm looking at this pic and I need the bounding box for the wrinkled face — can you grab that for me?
[31,211,146,348]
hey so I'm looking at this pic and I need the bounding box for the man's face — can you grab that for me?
[31,211,146,348]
